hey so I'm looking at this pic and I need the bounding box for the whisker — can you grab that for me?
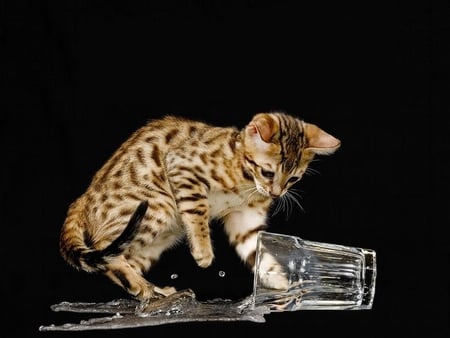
[271,199,283,217]
[269,185,306,219]
[283,196,292,220]
[305,167,321,176]
[244,188,259,206]
[239,183,257,192]
[286,190,304,213]
[241,186,256,194]
[288,189,304,199]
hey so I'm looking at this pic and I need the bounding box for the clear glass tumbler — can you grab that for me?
[252,231,376,311]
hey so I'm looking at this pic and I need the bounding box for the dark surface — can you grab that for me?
[2,1,448,337]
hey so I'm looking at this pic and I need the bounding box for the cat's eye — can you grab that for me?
[261,169,274,178]
[288,176,300,183]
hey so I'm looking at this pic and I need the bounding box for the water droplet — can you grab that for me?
[170,274,178,279]
[218,270,226,277]
[288,260,296,272]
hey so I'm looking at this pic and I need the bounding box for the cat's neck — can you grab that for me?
[224,130,264,195]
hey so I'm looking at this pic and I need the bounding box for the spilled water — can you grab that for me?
[39,289,269,331]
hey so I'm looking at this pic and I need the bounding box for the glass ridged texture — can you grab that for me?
[253,231,376,311]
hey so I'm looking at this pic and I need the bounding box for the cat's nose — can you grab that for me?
[269,185,282,198]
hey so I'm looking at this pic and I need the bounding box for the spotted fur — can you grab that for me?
[59,112,340,300]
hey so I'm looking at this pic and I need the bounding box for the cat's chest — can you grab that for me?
[208,190,248,218]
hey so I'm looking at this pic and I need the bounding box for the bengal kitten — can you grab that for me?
[59,111,340,301]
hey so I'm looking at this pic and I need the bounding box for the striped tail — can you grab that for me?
[60,200,148,273]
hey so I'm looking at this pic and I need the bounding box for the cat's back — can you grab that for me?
[90,116,237,183]
[132,115,238,150]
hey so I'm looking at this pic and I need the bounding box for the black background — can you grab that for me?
[2,0,448,337]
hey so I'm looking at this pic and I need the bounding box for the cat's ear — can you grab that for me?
[246,113,278,143]
[304,123,341,155]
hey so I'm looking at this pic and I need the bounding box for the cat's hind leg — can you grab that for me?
[104,255,176,300]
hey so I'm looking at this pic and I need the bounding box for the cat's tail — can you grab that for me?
[60,200,148,273]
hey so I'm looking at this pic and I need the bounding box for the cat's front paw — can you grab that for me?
[260,269,290,291]
[191,245,214,268]
[258,254,290,290]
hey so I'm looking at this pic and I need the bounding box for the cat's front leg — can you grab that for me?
[223,209,289,290]
[179,199,213,268]
[181,205,214,268]
[169,174,214,268]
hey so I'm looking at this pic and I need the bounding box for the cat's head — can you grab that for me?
[243,112,340,198]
